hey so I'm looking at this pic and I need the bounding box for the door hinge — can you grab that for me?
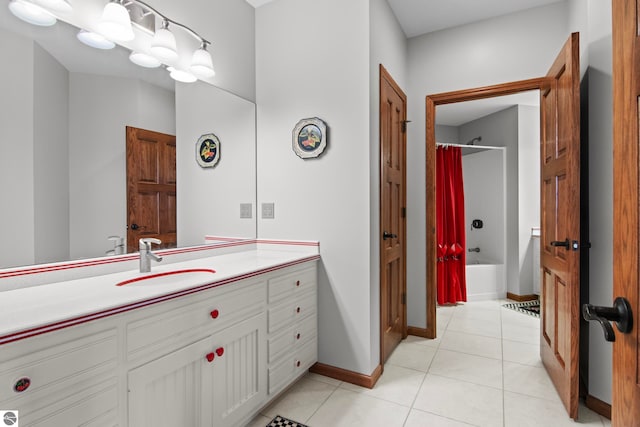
[402,293,406,305]
[401,120,412,133]
[401,207,406,218]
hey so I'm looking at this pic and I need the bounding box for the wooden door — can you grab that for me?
[379,65,407,364]
[126,127,177,252]
[612,0,640,424]
[539,32,581,420]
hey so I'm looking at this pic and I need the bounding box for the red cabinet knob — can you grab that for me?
[216,347,224,357]
[296,333,301,340]
[210,309,219,319]
[296,307,301,313]
[296,280,300,287]
[206,352,215,363]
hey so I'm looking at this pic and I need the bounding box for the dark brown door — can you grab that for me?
[126,126,177,252]
[380,65,407,363]
[612,0,640,424]
[539,32,581,420]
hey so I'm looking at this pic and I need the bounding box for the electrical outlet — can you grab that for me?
[240,203,252,219]
[261,203,275,219]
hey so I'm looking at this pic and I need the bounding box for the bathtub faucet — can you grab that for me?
[468,247,480,253]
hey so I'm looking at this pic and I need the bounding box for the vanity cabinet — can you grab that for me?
[128,313,266,427]
[0,324,119,426]
[0,259,317,427]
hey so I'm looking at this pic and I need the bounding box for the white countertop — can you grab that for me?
[0,246,319,344]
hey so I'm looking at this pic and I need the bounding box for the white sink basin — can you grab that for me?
[115,268,216,287]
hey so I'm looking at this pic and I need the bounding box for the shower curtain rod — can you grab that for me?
[435,142,505,151]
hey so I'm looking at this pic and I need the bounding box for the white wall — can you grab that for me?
[406,3,569,327]
[69,74,175,259]
[33,44,69,264]
[569,0,614,406]
[176,82,257,246]
[460,107,520,294]
[463,149,505,265]
[256,0,375,374]
[369,0,408,370]
[0,29,35,267]
[517,105,541,295]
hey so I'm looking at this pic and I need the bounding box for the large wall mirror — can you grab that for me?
[0,5,257,269]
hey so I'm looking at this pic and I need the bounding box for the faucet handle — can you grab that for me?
[139,238,162,250]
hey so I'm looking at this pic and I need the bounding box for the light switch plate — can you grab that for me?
[261,203,275,219]
[240,203,252,219]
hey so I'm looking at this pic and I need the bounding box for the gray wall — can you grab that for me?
[34,44,69,264]
[0,29,35,267]
[569,0,614,406]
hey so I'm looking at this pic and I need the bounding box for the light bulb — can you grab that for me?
[34,0,72,13]
[130,52,162,68]
[190,44,215,78]
[77,30,115,50]
[151,22,178,63]
[97,1,134,42]
[168,67,196,83]
[8,0,56,26]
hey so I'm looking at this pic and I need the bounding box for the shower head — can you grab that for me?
[466,136,482,146]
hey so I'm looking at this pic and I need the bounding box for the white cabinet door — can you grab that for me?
[128,337,214,427]
[212,313,267,427]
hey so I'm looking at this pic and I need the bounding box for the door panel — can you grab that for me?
[126,127,177,252]
[380,65,407,364]
[612,0,640,424]
[539,32,580,420]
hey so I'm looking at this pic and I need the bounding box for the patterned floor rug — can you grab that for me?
[503,300,540,318]
[266,415,309,427]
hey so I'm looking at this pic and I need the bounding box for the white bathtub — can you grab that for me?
[465,261,505,301]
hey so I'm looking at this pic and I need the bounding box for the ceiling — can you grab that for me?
[386,0,562,38]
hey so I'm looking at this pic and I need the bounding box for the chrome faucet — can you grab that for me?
[139,238,163,273]
[468,247,480,253]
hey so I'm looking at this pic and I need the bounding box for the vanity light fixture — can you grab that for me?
[150,19,178,62]
[7,0,215,83]
[97,0,134,42]
[190,42,215,78]
[35,0,71,13]
[77,30,116,50]
[129,51,161,68]
[8,0,56,26]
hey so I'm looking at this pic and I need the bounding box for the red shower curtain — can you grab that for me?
[436,146,467,305]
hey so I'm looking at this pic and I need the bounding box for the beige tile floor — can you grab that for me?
[248,300,611,427]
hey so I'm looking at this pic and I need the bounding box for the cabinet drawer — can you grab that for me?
[268,326,294,364]
[268,314,316,364]
[0,329,117,404]
[268,290,316,334]
[293,313,317,347]
[268,356,294,395]
[268,267,316,304]
[127,279,265,361]
[22,378,118,427]
[294,338,318,376]
[268,338,317,396]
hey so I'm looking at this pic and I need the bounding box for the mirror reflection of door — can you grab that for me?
[126,126,177,252]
